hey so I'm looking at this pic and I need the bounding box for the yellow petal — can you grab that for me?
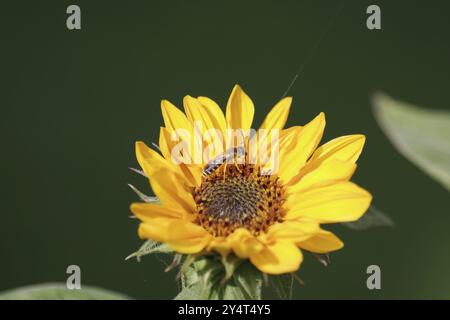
[226,85,255,130]
[277,126,302,151]
[250,241,303,275]
[281,125,302,138]
[138,218,175,243]
[159,127,173,161]
[135,141,196,212]
[260,97,292,132]
[228,228,263,259]
[166,220,212,254]
[136,141,175,176]
[258,125,301,172]
[158,129,202,187]
[183,95,215,130]
[149,168,196,213]
[161,99,193,133]
[131,203,185,222]
[310,134,366,164]
[265,220,319,243]
[180,164,203,187]
[138,219,211,253]
[278,113,325,182]
[185,95,226,161]
[197,96,227,136]
[298,229,344,253]
[207,237,232,256]
[161,100,196,162]
[288,160,357,193]
[285,181,372,223]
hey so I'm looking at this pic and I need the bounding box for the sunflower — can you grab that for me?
[131,85,372,275]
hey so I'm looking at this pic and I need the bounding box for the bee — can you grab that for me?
[203,145,246,177]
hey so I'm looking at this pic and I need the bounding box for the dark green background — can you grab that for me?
[1,0,449,299]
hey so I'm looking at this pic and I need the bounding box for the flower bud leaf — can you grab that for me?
[175,254,262,300]
[127,183,159,203]
[126,240,173,262]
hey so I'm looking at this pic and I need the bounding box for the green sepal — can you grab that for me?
[126,240,174,262]
[175,254,263,300]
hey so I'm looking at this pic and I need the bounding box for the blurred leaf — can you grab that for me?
[343,205,394,230]
[373,93,450,191]
[126,240,173,262]
[0,283,129,300]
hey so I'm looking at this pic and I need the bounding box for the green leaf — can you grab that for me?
[126,240,173,262]
[343,205,394,230]
[373,93,450,191]
[0,283,129,300]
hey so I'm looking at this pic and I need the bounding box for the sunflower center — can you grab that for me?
[193,162,285,237]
